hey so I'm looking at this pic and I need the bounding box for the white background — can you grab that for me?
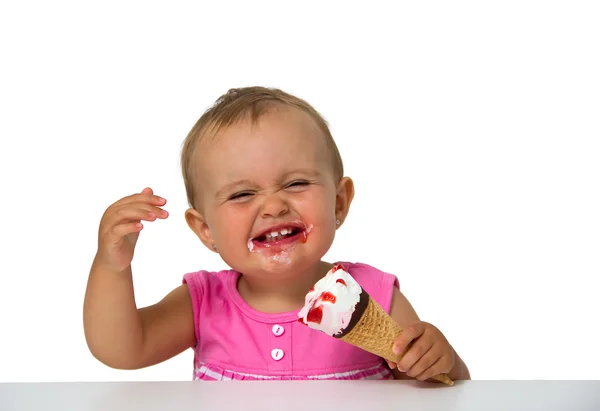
[1,1,598,382]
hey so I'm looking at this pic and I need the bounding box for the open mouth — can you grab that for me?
[254,226,302,243]
[249,223,310,250]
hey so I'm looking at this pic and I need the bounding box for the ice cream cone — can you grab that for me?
[298,264,454,386]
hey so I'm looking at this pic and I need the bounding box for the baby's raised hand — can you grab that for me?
[95,187,168,272]
[388,321,456,382]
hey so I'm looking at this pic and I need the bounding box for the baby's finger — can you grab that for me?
[386,360,397,369]
[104,206,158,227]
[397,339,433,373]
[105,222,144,245]
[114,191,166,208]
[393,322,426,359]
[405,346,439,379]
[415,357,446,382]
[101,206,166,235]
[135,187,166,206]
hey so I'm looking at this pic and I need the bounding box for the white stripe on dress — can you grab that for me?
[194,363,390,380]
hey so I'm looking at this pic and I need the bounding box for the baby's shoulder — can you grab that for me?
[182,268,237,301]
[340,261,400,310]
[342,261,398,283]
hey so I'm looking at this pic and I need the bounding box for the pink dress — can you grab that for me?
[182,262,399,381]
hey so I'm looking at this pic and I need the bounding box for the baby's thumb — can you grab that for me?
[141,187,154,195]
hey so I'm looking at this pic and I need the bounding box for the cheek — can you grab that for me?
[294,192,337,243]
[212,207,250,242]
[297,189,336,221]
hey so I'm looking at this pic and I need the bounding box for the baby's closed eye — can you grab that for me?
[284,180,311,190]
[229,191,256,201]
[228,181,311,201]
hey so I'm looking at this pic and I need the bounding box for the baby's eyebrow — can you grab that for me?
[281,169,321,179]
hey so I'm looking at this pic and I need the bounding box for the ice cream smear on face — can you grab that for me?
[298,264,363,336]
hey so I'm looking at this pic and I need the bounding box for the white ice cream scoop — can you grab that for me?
[297,264,364,336]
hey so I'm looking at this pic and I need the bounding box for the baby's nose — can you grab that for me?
[260,193,289,218]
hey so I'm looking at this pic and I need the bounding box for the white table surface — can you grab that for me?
[1,380,599,411]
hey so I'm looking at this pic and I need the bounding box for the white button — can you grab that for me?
[272,324,284,337]
[271,349,284,361]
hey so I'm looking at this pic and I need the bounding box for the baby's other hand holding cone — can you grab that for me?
[388,321,455,385]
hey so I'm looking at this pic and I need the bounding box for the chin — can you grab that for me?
[259,249,326,276]
[257,252,298,273]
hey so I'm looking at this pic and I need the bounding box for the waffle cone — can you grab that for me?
[338,296,454,386]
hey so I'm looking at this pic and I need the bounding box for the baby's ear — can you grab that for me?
[335,176,355,225]
[185,208,216,252]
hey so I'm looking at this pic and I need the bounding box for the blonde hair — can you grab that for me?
[180,86,344,209]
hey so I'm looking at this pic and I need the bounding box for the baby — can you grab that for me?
[83,87,470,382]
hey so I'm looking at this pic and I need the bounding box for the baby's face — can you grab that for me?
[194,106,341,277]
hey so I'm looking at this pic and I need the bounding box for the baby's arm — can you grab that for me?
[83,259,195,369]
[83,188,195,370]
[389,289,471,381]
